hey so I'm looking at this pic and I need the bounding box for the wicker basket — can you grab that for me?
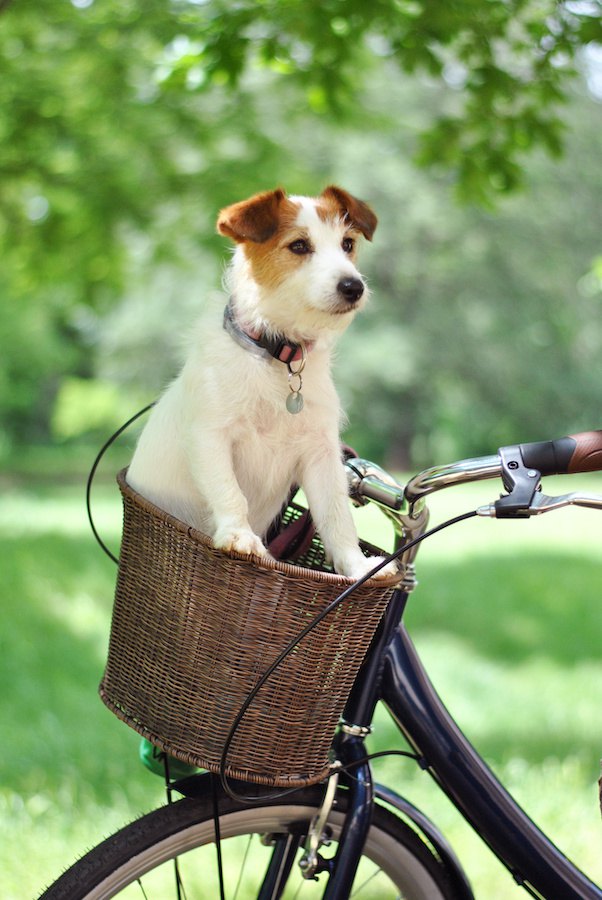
[99,470,402,788]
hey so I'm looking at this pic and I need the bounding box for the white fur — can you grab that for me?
[127,191,393,580]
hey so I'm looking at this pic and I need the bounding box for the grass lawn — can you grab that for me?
[1,453,601,898]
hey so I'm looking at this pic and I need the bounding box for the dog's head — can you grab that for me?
[217,186,377,340]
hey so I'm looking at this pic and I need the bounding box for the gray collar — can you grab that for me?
[223,302,311,364]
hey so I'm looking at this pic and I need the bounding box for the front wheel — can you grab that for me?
[41,782,459,899]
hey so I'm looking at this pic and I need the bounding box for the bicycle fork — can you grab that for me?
[256,589,410,899]
[320,730,375,899]
[256,731,373,900]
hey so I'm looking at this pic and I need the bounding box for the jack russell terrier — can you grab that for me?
[127,185,396,580]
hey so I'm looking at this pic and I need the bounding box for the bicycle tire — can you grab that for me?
[40,783,460,899]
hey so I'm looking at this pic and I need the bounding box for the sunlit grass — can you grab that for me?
[1,468,601,897]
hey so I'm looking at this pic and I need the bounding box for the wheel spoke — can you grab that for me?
[351,864,401,898]
[173,856,187,900]
[232,834,254,900]
[135,878,150,899]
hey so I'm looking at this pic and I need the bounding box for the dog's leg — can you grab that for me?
[188,428,269,558]
[301,450,394,580]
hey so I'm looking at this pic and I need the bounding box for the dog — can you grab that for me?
[127,185,395,580]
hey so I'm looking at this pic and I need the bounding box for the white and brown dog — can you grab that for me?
[127,186,393,580]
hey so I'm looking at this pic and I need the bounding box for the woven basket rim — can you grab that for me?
[117,468,403,588]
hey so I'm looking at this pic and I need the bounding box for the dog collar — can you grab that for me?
[223,302,311,414]
[223,302,312,365]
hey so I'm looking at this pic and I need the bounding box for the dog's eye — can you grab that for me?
[342,237,355,254]
[288,239,311,255]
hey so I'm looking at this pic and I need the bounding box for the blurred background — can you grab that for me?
[1,1,601,897]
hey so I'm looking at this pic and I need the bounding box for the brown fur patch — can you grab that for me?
[217,188,288,244]
[241,198,306,291]
[319,186,377,241]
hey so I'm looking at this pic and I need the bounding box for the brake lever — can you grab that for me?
[478,491,602,517]
[490,444,542,517]
[527,491,602,514]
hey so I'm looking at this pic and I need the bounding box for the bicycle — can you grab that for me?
[41,429,602,899]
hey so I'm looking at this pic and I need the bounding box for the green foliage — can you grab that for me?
[1,0,601,456]
[0,0,310,443]
[155,0,601,199]
[325,69,602,464]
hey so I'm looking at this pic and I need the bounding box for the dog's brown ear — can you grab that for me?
[217,188,286,243]
[320,185,378,241]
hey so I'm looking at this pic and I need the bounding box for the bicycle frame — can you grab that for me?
[382,616,602,900]
[304,439,602,899]
[312,584,601,900]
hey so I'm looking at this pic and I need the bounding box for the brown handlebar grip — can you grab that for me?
[567,430,602,473]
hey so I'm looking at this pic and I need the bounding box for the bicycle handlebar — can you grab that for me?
[346,429,602,522]
[403,455,500,503]
[519,430,602,475]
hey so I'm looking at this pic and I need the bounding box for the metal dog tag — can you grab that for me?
[286,391,304,414]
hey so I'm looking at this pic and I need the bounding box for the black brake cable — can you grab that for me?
[85,402,156,564]
[218,508,478,804]
[211,773,227,900]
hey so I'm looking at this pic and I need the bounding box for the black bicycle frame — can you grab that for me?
[327,587,602,900]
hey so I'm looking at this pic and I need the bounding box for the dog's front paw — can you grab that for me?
[365,556,401,580]
[213,527,269,559]
[335,550,400,582]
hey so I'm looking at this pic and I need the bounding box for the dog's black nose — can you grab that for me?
[338,278,365,303]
